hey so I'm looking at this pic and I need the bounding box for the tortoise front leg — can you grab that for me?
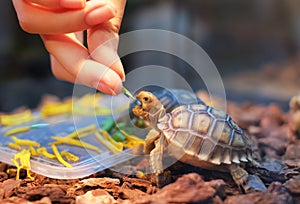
[144,129,161,154]
[149,133,168,186]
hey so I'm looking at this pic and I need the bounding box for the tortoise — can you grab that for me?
[132,90,258,188]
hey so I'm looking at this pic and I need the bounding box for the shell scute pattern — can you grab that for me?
[209,145,224,165]
[162,104,251,165]
[184,134,203,155]
[190,104,207,112]
[171,110,191,129]
[232,132,246,147]
[211,121,232,144]
[191,113,212,135]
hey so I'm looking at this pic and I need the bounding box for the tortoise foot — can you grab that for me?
[229,164,249,186]
[152,171,172,187]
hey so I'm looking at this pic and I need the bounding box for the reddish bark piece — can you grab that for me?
[225,182,294,204]
[1,179,21,198]
[0,163,8,172]
[122,177,156,194]
[76,189,117,204]
[138,173,225,204]
[67,177,120,197]
[283,144,300,160]
[284,175,300,195]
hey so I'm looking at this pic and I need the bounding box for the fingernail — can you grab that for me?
[61,0,85,9]
[86,4,116,26]
[113,60,126,81]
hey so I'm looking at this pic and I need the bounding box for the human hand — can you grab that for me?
[12,0,126,95]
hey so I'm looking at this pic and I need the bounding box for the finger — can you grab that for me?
[50,55,75,82]
[49,31,83,82]
[88,25,125,81]
[12,0,115,34]
[27,0,85,9]
[41,34,122,95]
[87,0,127,81]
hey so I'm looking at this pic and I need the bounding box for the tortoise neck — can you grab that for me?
[149,104,166,129]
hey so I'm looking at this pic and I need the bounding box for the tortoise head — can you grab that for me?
[132,91,165,126]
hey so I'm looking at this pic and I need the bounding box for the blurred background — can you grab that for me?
[1,0,300,111]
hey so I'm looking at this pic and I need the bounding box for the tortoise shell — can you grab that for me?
[157,104,253,166]
[152,89,205,112]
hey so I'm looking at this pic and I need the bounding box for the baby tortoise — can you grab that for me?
[132,91,259,188]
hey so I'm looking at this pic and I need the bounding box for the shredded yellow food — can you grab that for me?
[65,124,97,139]
[73,93,113,115]
[136,170,147,179]
[60,151,79,162]
[5,126,31,136]
[120,130,145,148]
[29,146,39,157]
[96,130,123,153]
[11,149,34,180]
[37,147,56,159]
[0,110,33,126]
[7,143,21,151]
[10,136,40,147]
[51,136,102,153]
[51,144,72,168]
[6,168,17,175]
[41,102,72,117]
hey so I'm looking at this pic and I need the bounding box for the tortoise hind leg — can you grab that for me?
[228,165,267,192]
[228,164,249,186]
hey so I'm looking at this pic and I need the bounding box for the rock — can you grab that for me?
[261,104,284,126]
[117,188,149,201]
[17,186,74,204]
[79,178,120,188]
[267,182,294,203]
[225,193,273,204]
[0,172,8,182]
[235,114,260,129]
[122,177,156,194]
[224,182,293,204]
[138,173,225,204]
[1,179,21,198]
[76,189,116,204]
[0,163,7,172]
[67,177,120,197]
[258,137,286,156]
[284,159,300,168]
[33,197,52,204]
[248,126,261,136]
[283,144,300,160]
[243,174,267,193]
[0,196,51,204]
[284,175,300,194]
[250,158,286,183]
